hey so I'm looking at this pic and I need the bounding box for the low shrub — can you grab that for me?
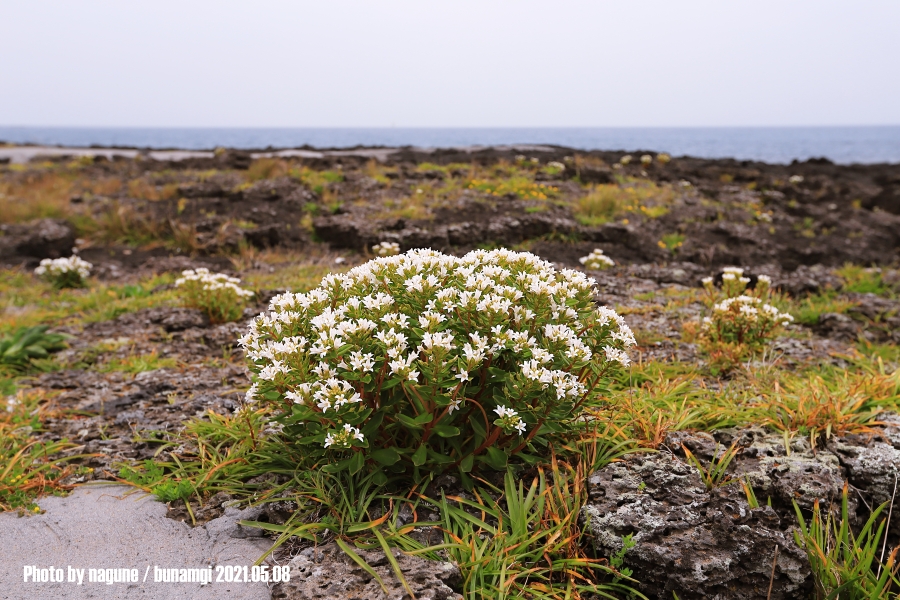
[175,268,254,324]
[579,249,615,270]
[241,249,635,485]
[34,256,92,289]
[700,268,793,350]
[371,241,400,257]
[697,268,793,371]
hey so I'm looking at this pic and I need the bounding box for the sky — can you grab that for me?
[1,1,898,128]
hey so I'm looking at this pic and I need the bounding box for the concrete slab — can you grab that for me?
[0,484,272,599]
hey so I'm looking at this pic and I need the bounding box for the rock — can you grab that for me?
[0,218,76,259]
[272,542,462,600]
[775,265,842,297]
[815,312,861,340]
[583,450,811,599]
[177,182,229,198]
[578,165,615,184]
[147,307,211,332]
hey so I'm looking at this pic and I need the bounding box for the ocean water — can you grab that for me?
[1,126,898,165]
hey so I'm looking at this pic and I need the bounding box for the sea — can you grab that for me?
[1,126,898,165]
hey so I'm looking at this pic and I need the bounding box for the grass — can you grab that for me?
[794,483,900,599]
[574,180,676,226]
[467,177,559,200]
[96,350,178,375]
[0,269,178,332]
[837,263,896,297]
[0,389,90,512]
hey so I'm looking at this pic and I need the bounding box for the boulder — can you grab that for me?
[0,218,76,259]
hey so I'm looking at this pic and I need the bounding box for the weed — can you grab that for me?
[793,483,900,598]
[0,389,90,512]
[246,158,290,182]
[0,326,69,373]
[574,181,674,226]
[97,350,178,375]
[682,442,740,490]
[746,368,900,439]
[837,264,895,297]
[658,233,685,253]
[468,177,558,200]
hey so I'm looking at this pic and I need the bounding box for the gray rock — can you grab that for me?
[0,218,76,259]
[272,542,462,600]
[583,449,811,599]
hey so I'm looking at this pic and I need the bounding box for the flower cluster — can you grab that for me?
[175,268,254,323]
[241,248,634,480]
[372,241,400,257]
[700,267,793,350]
[34,256,92,288]
[640,154,653,166]
[579,249,615,271]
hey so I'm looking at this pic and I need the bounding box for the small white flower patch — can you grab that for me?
[35,256,92,287]
[579,249,615,271]
[372,241,400,257]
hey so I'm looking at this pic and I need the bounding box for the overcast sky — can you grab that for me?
[2,1,898,128]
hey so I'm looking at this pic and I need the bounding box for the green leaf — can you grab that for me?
[348,451,365,475]
[432,424,460,438]
[427,448,455,464]
[321,456,353,473]
[469,416,487,439]
[411,445,427,467]
[459,453,474,473]
[482,446,508,470]
[412,412,433,425]
[371,448,401,466]
[371,470,388,485]
[397,414,424,430]
[381,377,402,390]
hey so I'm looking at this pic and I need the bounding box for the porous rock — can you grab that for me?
[583,448,811,599]
[272,542,462,600]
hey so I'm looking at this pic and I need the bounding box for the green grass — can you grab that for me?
[785,291,859,326]
[0,389,90,512]
[97,350,178,375]
[837,263,896,297]
[574,181,675,226]
[794,484,900,598]
[0,270,177,332]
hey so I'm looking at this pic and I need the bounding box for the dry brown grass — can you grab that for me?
[0,171,75,224]
[246,158,290,182]
[127,179,178,201]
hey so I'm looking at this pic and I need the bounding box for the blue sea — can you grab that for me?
[1,126,898,165]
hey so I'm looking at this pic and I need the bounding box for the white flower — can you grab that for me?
[34,256,93,280]
[372,241,400,256]
[579,249,615,271]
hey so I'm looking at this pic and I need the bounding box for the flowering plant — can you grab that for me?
[34,256,92,289]
[700,267,793,350]
[240,249,634,483]
[175,268,254,324]
[579,249,615,271]
[372,241,400,257]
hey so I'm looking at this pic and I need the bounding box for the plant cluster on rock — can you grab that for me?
[241,248,634,485]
